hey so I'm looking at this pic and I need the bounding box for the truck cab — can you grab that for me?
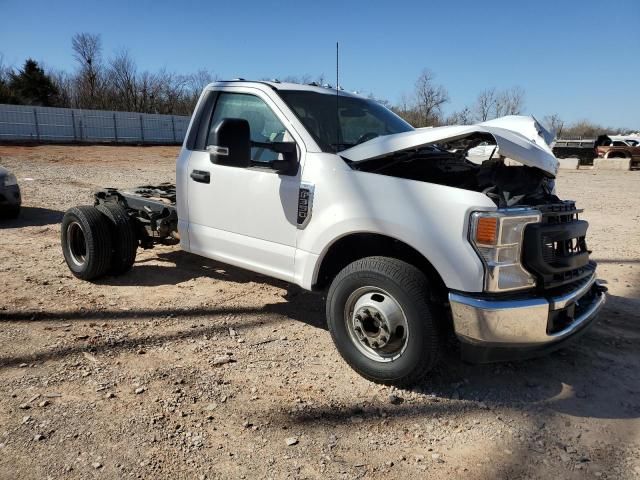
[60,80,607,387]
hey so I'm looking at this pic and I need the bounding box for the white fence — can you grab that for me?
[0,104,190,144]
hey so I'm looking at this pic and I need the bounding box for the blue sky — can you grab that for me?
[1,0,638,127]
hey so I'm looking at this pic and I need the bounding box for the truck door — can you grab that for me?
[186,90,302,282]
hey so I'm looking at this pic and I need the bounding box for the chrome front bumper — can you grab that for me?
[449,273,606,349]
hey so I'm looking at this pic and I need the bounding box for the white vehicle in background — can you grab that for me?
[60,81,606,387]
[607,135,639,147]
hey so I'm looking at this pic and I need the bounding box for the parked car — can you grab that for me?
[595,135,640,166]
[59,81,606,387]
[0,165,21,219]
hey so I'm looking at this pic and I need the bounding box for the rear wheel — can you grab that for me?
[61,206,112,280]
[96,202,138,275]
[326,256,441,387]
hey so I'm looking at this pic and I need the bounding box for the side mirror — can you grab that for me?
[267,141,299,175]
[208,118,251,167]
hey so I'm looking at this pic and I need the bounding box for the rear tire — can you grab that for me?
[96,202,138,275]
[326,256,441,387]
[61,206,113,280]
[0,205,20,219]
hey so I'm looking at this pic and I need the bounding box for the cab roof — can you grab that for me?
[206,80,363,98]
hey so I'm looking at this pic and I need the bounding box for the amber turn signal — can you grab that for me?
[476,217,497,244]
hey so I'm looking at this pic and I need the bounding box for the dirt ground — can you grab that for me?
[0,145,638,480]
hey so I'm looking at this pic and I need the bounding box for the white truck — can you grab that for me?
[60,81,607,386]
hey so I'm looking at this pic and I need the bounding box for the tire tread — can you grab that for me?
[61,205,113,280]
[96,202,138,275]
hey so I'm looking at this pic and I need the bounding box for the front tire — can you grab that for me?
[326,256,441,387]
[61,206,113,280]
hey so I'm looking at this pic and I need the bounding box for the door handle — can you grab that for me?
[190,170,210,184]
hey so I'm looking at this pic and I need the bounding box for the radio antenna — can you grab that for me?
[336,41,339,149]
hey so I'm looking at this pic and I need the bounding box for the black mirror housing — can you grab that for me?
[269,142,299,175]
[208,118,251,167]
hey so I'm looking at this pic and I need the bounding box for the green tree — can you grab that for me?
[8,59,60,106]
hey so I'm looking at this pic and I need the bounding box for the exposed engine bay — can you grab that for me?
[351,133,559,208]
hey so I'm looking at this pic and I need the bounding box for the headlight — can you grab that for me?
[3,173,18,187]
[470,209,541,292]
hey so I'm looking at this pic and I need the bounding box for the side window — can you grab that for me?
[207,93,288,163]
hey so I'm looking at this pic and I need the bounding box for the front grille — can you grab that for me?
[523,201,591,290]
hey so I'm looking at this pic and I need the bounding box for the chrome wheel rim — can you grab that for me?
[66,221,87,266]
[344,286,409,362]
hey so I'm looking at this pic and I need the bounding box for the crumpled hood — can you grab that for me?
[340,118,559,177]
[480,115,555,154]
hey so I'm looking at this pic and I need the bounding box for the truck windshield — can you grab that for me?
[278,90,413,153]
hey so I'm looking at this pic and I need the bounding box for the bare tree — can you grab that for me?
[0,53,12,103]
[106,49,138,110]
[562,120,604,139]
[71,33,103,108]
[495,86,525,117]
[390,92,418,126]
[137,70,164,113]
[49,69,74,107]
[0,53,9,79]
[474,88,497,122]
[413,69,449,126]
[445,107,473,125]
[187,69,217,94]
[543,114,564,138]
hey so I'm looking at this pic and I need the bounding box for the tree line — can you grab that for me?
[378,69,634,137]
[0,33,215,115]
[0,33,634,137]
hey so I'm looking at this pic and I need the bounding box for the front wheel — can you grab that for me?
[326,256,441,387]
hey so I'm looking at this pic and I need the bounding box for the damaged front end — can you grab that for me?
[342,118,606,360]
[343,118,559,209]
[351,138,558,208]
[343,117,594,292]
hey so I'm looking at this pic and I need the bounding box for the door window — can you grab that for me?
[207,93,288,163]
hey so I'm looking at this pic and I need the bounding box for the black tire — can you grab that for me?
[0,205,20,219]
[96,202,138,275]
[326,256,440,387]
[61,205,113,280]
